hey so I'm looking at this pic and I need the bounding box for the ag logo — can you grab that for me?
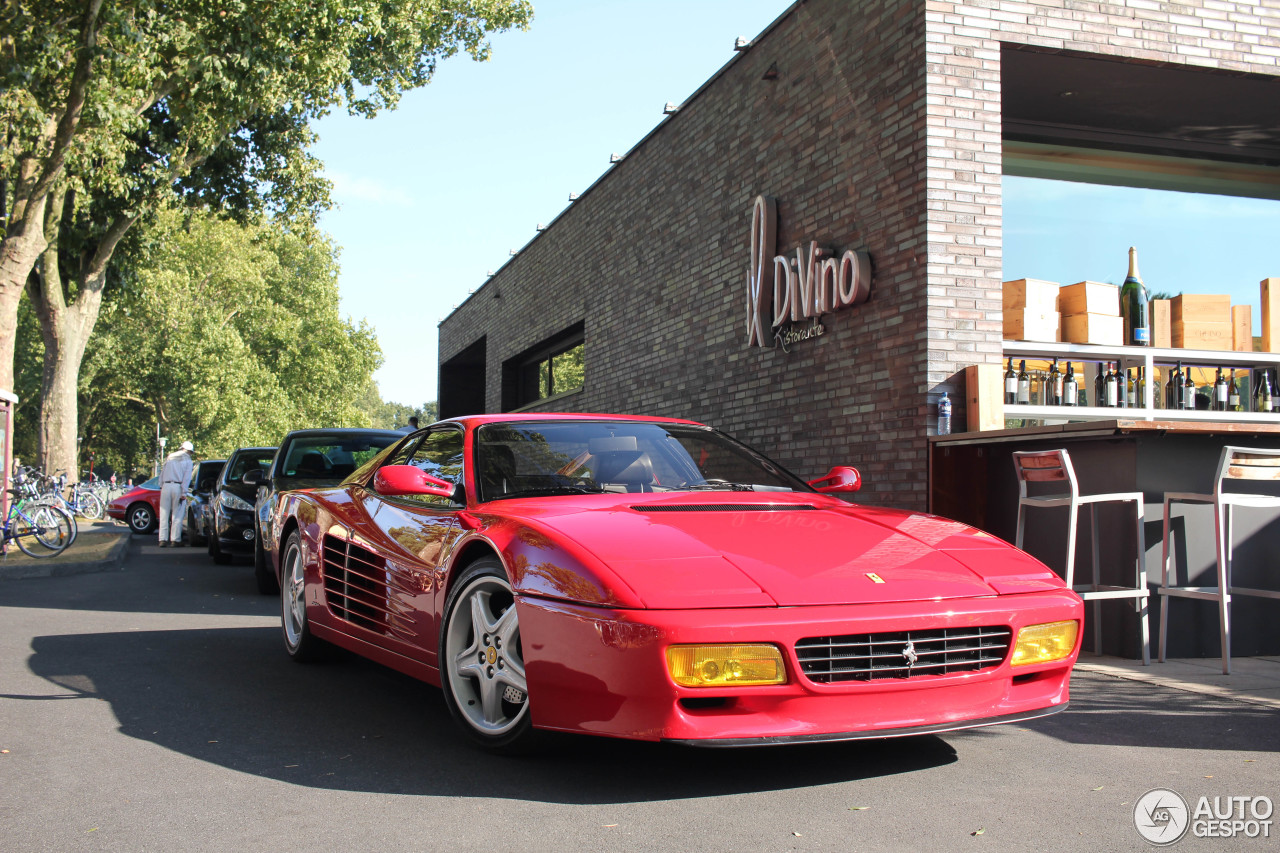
[1134,788,1190,845]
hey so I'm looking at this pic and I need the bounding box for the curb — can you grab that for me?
[0,530,134,581]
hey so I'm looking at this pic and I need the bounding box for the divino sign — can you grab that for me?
[746,194,871,349]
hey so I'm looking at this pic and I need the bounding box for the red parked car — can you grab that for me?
[105,476,161,534]
[263,414,1083,751]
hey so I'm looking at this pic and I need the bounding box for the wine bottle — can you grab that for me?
[1228,372,1242,412]
[1120,247,1151,346]
[1048,360,1062,406]
[1183,364,1196,410]
[1094,364,1104,408]
[1169,362,1183,409]
[1063,362,1077,406]
[1117,363,1128,408]
[1004,356,1017,405]
[1126,368,1136,408]
[1017,359,1030,404]
[1214,367,1228,412]
[1259,370,1273,413]
[1105,362,1118,407]
[1137,366,1147,409]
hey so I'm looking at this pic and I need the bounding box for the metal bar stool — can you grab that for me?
[1014,449,1150,665]
[1159,445,1280,675]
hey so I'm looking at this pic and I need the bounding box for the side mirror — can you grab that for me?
[241,468,266,487]
[373,465,457,499]
[808,466,861,493]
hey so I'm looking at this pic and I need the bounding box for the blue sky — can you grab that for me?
[313,2,1280,406]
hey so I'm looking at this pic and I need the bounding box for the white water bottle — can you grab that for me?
[937,391,952,436]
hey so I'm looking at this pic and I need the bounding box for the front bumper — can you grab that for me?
[517,591,1083,743]
[215,507,257,553]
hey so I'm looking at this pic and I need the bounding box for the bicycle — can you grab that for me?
[2,475,72,558]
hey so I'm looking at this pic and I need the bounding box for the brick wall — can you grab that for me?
[440,0,1280,511]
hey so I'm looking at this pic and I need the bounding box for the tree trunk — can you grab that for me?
[0,189,49,392]
[27,189,136,480]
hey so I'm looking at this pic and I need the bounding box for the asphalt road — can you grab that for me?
[1,540,1276,853]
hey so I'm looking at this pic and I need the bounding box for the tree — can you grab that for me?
[1,0,533,477]
[71,205,383,470]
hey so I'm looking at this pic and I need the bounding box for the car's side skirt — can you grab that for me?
[311,621,442,688]
[662,702,1068,748]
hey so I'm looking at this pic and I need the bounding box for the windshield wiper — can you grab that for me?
[493,485,607,500]
[683,482,757,491]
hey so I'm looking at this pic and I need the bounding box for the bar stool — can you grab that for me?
[1159,445,1280,675]
[1013,449,1150,665]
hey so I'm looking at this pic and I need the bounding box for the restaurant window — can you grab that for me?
[502,322,585,411]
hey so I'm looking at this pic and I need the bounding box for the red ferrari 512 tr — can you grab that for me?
[262,414,1083,750]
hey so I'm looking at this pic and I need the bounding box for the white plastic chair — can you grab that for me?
[1014,449,1150,665]
[1159,445,1280,675]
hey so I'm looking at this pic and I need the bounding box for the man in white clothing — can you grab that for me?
[158,440,194,547]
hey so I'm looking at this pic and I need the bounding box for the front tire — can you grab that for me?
[440,558,533,751]
[127,502,155,535]
[209,532,233,565]
[281,531,326,662]
[254,526,279,595]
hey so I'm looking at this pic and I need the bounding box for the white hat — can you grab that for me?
[181,441,194,452]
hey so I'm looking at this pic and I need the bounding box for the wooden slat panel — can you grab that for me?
[1229,454,1280,467]
[1017,453,1065,468]
[1021,468,1068,481]
[1226,465,1280,480]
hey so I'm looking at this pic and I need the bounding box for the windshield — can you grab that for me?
[475,421,809,502]
[138,476,160,490]
[227,451,275,483]
[279,434,400,482]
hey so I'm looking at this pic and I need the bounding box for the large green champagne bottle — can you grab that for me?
[1120,247,1151,346]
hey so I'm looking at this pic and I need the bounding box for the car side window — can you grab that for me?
[383,429,464,508]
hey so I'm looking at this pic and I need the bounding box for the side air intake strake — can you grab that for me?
[321,534,418,640]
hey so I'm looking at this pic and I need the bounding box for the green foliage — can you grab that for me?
[74,206,384,470]
[356,387,438,430]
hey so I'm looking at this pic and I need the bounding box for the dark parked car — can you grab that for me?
[183,459,226,547]
[245,427,402,594]
[209,447,277,565]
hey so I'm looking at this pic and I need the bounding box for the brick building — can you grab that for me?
[438,0,1280,511]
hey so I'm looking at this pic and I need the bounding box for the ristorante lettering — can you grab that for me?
[746,194,871,349]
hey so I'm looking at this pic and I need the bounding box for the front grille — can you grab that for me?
[796,626,1013,683]
[633,504,818,512]
[322,535,390,635]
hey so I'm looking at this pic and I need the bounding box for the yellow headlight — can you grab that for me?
[1011,620,1079,667]
[666,644,787,687]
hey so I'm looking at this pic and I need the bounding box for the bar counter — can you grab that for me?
[929,420,1280,660]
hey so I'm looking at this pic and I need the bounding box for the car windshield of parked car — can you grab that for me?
[227,452,276,483]
[138,476,160,490]
[280,435,400,481]
[475,421,809,502]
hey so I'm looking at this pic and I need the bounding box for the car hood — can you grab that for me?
[506,495,1063,608]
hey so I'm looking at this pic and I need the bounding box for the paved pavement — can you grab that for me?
[1,540,1277,852]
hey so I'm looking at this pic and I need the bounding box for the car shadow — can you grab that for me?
[0,546,275,618]
[19,626,958,803]
[950,670,1280,753]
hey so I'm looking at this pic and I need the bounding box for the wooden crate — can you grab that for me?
[1060,281,1119,316]
[1171,294,1231,326]
[1002,279,1060,312]
[1263,278,1280,353]
[1173,320,1233,351]
[965,363,1004,432]
[1003,308,1059,342]
[1152,299,1172,348]
[1062,312,1122,345]
[1233,305,1253,352]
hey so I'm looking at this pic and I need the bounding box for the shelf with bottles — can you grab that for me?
[1000,341,1280,423]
